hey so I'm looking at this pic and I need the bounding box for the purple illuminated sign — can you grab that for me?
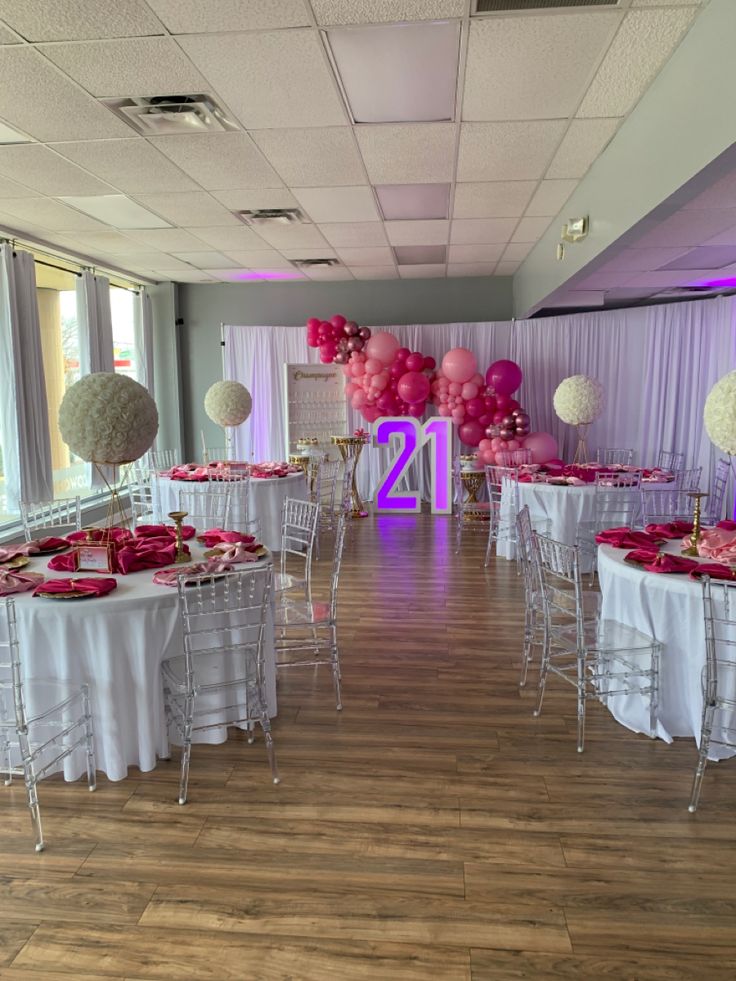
[374,417,452,514]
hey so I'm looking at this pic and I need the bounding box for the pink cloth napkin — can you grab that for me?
[681,526,736,562]
[0,570,45,595]
[134,524,196,541]
[116,538,187,575]
[33,577,118,597]
[717,520,736,532]
[645,521,694,539]
[168,465,210,481]
[250,461,302,479]
[596,527,663,549]
[0,536,70,562]
[209,542,263,563]
[152,558,236,587]
[624,549,698,574]
[689,563,736,582]
[47,552,78,572]
[198,529,258,548]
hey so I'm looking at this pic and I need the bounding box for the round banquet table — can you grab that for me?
[9,544,276,782]
[151,472,308,551]
[598,540,734,760]
[498,481,599,568]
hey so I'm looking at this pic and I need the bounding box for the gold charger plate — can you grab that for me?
[202,546,268,559]
[37,590,98,600]
[36,542,71,554]
[0,555,29,569]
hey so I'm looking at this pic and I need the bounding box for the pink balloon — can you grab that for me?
[478,438,492,452]
[351,389,367,409]
[459,419,485,447]
[345,382,357,397]
[365,357,382,376]
[397,371,430,404]
[405,352,424,373]
[365,331,400,366]
[461,382,479,400]
[496,393,511,411]
[395,347,410,363]
[465,397,484,418]
[523,431,559,465]
[442,347,477,384]
[372,371,389,391]
[505,439,520,452]
[492,411,505,425]
[448,381,462,397]
[486,359,523,396]
[351,360,365,377]
[438,403,452,416]
[452,408,465,423]
[491,437,504,451]
[478,413,492,427]
[330,314,347,330]
[341,365,351,377]
[546,458,564,469]
[362,405,381,423]
[306,317,320,330]
[481,449,496,465]
[471,372,484,387]
[407,402,424,418]
[319,349,334,364]
[424,356,436,371]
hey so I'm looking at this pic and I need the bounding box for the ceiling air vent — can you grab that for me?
[291,258,340,269]
[474,0,619,12]
[102,94,237,135]
[235,208,305,226]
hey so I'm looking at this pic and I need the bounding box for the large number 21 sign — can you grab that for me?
[374,417,452,514]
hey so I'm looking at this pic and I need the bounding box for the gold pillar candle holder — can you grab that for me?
[168,511,190,564]
[682,491,708,557]
[331,435,369,518]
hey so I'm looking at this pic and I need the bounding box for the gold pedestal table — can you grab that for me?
[331,435,369,518]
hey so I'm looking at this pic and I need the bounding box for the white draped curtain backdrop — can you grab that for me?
[224,295,736,503]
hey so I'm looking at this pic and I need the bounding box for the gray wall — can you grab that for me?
[175,276,513,459]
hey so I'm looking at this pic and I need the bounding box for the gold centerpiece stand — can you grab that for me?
[682,491,708,557]
[331,435,369,518]
[288,454,310,477]
[168,511,190,564]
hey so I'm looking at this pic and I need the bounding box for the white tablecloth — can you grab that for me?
[499,482,598,568]
[598,541,734,760]
[151,472,308,551]
[10,544,276,782]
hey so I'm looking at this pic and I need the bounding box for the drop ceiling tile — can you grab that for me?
[660,245,736,269]
[212,268,306,282]
[211,189,299,211]
[526,180,578,218]
[350,265,398,280]
[683,171,736,211]
[51,139,199,193]
[632,0,705,5]
[154,269,217,283]
[318,222,388,248]
[251,128,365,188]
[178,29,346,130]
[701,224,736,247]
[147,0,309,32]
[626,270,713,288]
[394,245,446,265]
[279,247,337,260]
[385,219,449,246]
[0,144,112,196]
[463,12,619,122]
[512,216,552,243]
[0,47,130,141]
[0,0,164,40]
[0,174,40,197]
[575,270,633,290]
[601,246,692,272]
[0,24,19,43]
[223,251,294,268]
[450,218,517,245]
[578,8,698,118]
[303,265,354,281]
[398,263,446,279]
[170,251,240,269]
[54,230,149,254]
[495,260,520,276]
[458,121,566,182]
[40,36,206,97]
[376,183,450,220]
[634,209,736,248]
[356,123,456,184]
[189,225,267,251]
[502,243,533,262]
[0,197,107,231]
[133,192,239,227]
[453,182,535,220]
[253,223,329,250]
[122,228,204,251]
[545,118,620,180]
[447,263,496,278]
[448,244,505,263]
[311,0,464,25]
[150,134,282,191]
[292,186,379,223]
[336,246,395,266]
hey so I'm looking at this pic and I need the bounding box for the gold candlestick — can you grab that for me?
[168,510,190,563]
[331,435,368,518]
[682,491,708,557]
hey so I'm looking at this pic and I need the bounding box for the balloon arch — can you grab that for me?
[306,315,558,465]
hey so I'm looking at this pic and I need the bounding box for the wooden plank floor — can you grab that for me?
[2,513,736,980]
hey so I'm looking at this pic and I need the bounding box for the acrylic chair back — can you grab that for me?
[279,497,319,583]
[516,506,541,600]
[327,513,348,621]
[535,534,585,647]
[128,465,155,524]
[148,448,180,471]
[704,459,730,524]
[224,475,253,535]
[20,497,82,542]
[484,465,519,519]
[640,488,695,526]
[598,448,635,466]
[203,446,228,464]
[657,450,685,472]
[593,470,642,529]
[673,466,702,491]
[178,486,231,532]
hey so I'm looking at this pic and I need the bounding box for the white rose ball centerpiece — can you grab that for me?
[204,380,252,461]
[704,371,736,455]
[553,374,604,464]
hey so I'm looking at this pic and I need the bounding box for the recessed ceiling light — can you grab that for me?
[394,245,447,265]
[326,21,460,124]
[0,119,33,144]
[376,184,451,220]
[58,195,172,229]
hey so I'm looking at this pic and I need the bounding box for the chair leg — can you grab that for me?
[519,607,533,688]
[455,514,462,554]
[82,687,96,792]
[18,730,44,852]
[331,628,342,711]
[178,695,195,805]
[576,654,587,753]
[260,715,280,784]
[533,624,550,718]
[648,645,660,740]
[689,705,714,812]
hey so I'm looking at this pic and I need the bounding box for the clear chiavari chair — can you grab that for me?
[203,446,228,464]
[309,459,341,558]
[533,533,660,752]
[178,487,231,532]
[148,448,180,471]
[223,473,261,539]
[674,466,703,491]
[453,458,492,555]
[0,598,96,851]
[702,459,731,526]
[484,465,519,566]
[20,498,82,542]
[689,577,736,811]
[274,497,320,603]
[576,470,642,572]
[275,513,347,710]
[127,464,156,526]
[597,448,635,466]
[162,565,277,803]
[640,488,696,527]
[657,450,686,472]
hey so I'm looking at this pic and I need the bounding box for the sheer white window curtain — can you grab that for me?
[133,287,154,397]
[76,270,114,487]
[0,244,53,510]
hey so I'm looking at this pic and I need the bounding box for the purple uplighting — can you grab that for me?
[687,276,736,290]
[226,269,305,282]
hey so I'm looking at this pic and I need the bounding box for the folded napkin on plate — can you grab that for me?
[645,520,694,539]
[624,549,698,574]
[0,570,45,595]
[134,523,196,541]
[209,542,263,563]
[47,551,77,572]
[683,525,736,562]
[0,536,69,562]
[198,529,257,548]
[168,465,210,481]
[116,538,187,575]
[152,558,235,587]
[33,577,117,597]
[689,562,736,581]
[596,527,663,549]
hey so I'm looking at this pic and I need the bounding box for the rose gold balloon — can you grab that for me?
[501,414,515,429]
[499,427,514,440]
[359,327,371,340]
[345,321,359,336]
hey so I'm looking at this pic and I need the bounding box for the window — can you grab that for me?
[110,285,138,381]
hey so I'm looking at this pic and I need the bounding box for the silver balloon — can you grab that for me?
[334,352,347,364]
